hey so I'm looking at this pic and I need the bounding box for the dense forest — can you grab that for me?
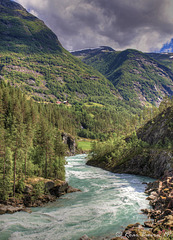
[0,81,68,200]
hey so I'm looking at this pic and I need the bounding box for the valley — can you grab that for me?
[0,0,173,240]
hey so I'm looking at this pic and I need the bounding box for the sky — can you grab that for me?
[15,0,173,52]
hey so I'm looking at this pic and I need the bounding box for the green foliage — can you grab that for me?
[0,147,13,200]
[0,82,67,200]
[88,102,173,169]
[32,181,45,200]
[88,132,148,168]
[16,177,25,194]
[77,141,93,151]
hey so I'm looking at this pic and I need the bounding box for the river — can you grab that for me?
[0,154,154,240]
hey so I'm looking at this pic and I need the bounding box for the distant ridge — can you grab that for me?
[72,47,173,106]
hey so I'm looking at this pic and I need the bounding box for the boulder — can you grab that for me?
[45,181,55,191]
[49,181,69,197]
[143,221,154,228]
[79,234,91,240]
[67,186,81,193]
[23,184,33,194]
[122,223,155,240]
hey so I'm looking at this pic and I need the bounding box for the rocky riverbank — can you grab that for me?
[0,178,81,215]
[111,174,173,240]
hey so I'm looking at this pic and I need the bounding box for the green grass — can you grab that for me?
[84,102,104,108]
[78,141,93,151]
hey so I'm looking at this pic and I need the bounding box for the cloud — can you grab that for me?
[15,0,173,52]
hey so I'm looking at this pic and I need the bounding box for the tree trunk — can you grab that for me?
[13,149,17,197]
[25,151,27,179]
[45,145,48,178]
[3,146,6,180]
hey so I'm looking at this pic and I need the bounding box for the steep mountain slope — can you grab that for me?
[72,47,173,107]
[0,0,118,104]
[0,0,62,53]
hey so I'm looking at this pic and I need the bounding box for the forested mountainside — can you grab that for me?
[72,47,173,107]
[0,0,119,105]
[87,98,173,178]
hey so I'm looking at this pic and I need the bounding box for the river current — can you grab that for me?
[0,154,154,240]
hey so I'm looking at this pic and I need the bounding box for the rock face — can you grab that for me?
[113,149,173,179]
[61,132,77,155]
[137,107,173,146]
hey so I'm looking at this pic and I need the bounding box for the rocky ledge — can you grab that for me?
[0,178,81,215]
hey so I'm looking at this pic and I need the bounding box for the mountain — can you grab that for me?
[160,38,173,53]
[0,0,118,105]
[72,47,173,107]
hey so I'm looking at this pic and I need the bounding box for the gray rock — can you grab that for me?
[67,186,81,193]
[45,181,55,191]
[80,235,91,240]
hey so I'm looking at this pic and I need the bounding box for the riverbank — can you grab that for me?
[0,178,81,215]
[113,175,173,240]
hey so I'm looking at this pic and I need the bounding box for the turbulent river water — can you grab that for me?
[0,154,154,240]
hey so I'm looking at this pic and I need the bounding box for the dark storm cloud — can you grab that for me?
[85,0,173,46]
[16,0,173,51]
